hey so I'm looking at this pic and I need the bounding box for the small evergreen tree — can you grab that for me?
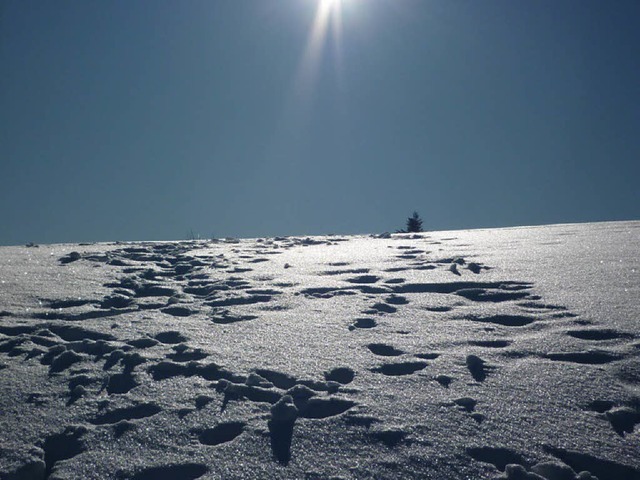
[406,211,423,233]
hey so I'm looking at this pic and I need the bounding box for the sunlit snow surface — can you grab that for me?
[1,221,639,480]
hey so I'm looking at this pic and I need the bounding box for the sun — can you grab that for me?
[317,0,344,18]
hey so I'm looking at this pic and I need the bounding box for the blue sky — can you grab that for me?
[1,0,639,245]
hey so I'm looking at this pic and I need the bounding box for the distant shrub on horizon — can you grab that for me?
[396,211,424,233]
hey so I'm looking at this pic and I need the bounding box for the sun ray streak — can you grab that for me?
[265,0,345,168]
[331,3,345,93]
[293,1,337,100]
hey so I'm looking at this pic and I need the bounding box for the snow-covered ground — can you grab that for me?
[1,221,638,480]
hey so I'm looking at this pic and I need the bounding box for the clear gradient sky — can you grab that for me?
[1,0,639,245]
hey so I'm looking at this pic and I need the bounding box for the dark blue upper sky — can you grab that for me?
[1,0,639,245]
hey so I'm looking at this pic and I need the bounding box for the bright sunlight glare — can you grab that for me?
[268,0,350,165]
[294,0,345,99]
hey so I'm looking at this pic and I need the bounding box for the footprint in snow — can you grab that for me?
[466,446,528,472]
[167,344,208,362]
[367,343,405,357]
[385,294,409,305]
[160,305,198,317]
[194,422,245,446]
[466,355,495,382]
[154,331,188,344]
[605,407,640,436]
[40,425,88,479]
[435,375,454,388]
[544,350,623,365]
[464,314,536,327]
[566,329,634,341]
[121,463,209,480]
[366,302,397,314]
[468,339,512,348]
[368,428,407,448]
[90,403,162,425]
[372,361,428,376]
[349,318,377,330]
[453,397,477,412]
[324,367,355,384]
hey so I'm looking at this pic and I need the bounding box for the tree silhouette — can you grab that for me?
[405,211,423,233]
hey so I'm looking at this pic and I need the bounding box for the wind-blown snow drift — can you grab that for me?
[0,221,639,479]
